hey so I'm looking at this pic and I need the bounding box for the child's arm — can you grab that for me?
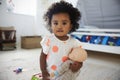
[69,61,83,73]
[40,49,50,80]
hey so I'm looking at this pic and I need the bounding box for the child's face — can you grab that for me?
[51,13,72,37]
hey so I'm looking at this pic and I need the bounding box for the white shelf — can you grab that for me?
[72,32,120,37]
[77,28,120,32]
[81,42,120,54]
[72,29,120,54]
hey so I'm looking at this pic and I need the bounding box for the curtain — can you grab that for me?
[77,0,120,29]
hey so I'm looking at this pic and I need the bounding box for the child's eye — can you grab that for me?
[62,22,67,25]
[54,22,58,25]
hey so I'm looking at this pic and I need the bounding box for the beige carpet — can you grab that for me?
[0,49,120,80]
[76,61,120,80]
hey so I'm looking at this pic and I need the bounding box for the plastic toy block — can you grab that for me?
[31,73,42,80]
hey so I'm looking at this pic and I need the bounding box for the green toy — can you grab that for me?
[31,73,42,80]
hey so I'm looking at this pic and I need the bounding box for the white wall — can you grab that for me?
[65,0,78,7]
[35,0,61,36]
[0,0,36,47]
[35,0,50,36]
[0,0,78,48]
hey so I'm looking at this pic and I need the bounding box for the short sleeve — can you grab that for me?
[73,39,83,48]
[40,36,50,54]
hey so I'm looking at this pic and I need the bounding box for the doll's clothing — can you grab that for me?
[55,60,80,80]
[56,69,80,80]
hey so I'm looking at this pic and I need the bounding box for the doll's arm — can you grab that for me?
[50,60,72,78]
[70,61,83,73]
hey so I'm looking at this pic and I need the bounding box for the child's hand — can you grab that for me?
[42,70,50,80]
[69,62,83,73]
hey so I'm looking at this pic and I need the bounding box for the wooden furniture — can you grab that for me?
[0,27,16,50]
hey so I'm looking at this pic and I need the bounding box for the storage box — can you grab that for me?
[21,36,42,49]
[2,43,16,50]
[0,26,15,30]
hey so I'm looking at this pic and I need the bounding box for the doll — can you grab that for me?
[50,46,87,80]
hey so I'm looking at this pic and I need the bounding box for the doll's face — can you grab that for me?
[69,47,87,62]
[51,13,72,39]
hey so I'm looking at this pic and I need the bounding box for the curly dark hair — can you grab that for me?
[43,1,81,33]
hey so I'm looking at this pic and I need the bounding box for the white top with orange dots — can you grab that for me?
[40,33,82,74]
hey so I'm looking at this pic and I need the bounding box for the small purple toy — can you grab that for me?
[13,67,23,74]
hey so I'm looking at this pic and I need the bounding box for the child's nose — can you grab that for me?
[57,23,63,28]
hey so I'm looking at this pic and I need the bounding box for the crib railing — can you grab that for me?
[72,29,120,54]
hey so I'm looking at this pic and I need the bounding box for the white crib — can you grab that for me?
[72,29,120,54]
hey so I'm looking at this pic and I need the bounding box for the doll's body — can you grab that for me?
[50,47,87,80]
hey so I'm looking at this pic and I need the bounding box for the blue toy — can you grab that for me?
[116,37,120,46]
[94,36,102,44]
[89,36,98,44]
[102,36,109,45]
[13,67,23,74]
[71,34,81,41]
[107,37,117,46]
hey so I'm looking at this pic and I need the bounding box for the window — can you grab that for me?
[6,0,37,16]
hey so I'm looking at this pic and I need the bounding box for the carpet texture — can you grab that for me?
[76,62,120,80]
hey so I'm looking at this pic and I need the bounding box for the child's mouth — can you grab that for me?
[57,30,63,32]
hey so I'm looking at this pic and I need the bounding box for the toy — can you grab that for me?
[80,35,87,42]
[101,36,120,46]
[86,35,91,42]
[102,36,109,45]
[89,36,98,44]
[31,73,42,80]
[116,37,120,46]
[13,67,23,74]
[71,35,81,41]
[94,36,102,44]
[107,37,117,46]
[50,47,87,79]
[80,35,91,42]
[69,47,87,62]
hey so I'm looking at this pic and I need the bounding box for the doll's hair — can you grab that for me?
[43,1,81,33]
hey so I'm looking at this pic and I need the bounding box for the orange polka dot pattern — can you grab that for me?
[52,46,58,53]
[62,56,68,62]
[51,65,57,71]
[46,39,50,46]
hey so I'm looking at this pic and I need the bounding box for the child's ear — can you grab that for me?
[49,26,52,33]
[49,28,52,33]
[70,24,72,31]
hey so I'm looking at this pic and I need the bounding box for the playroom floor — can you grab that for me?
[0,48,120,80]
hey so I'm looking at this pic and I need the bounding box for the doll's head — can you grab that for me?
[44,1,81,33]
[69,47,87,62]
